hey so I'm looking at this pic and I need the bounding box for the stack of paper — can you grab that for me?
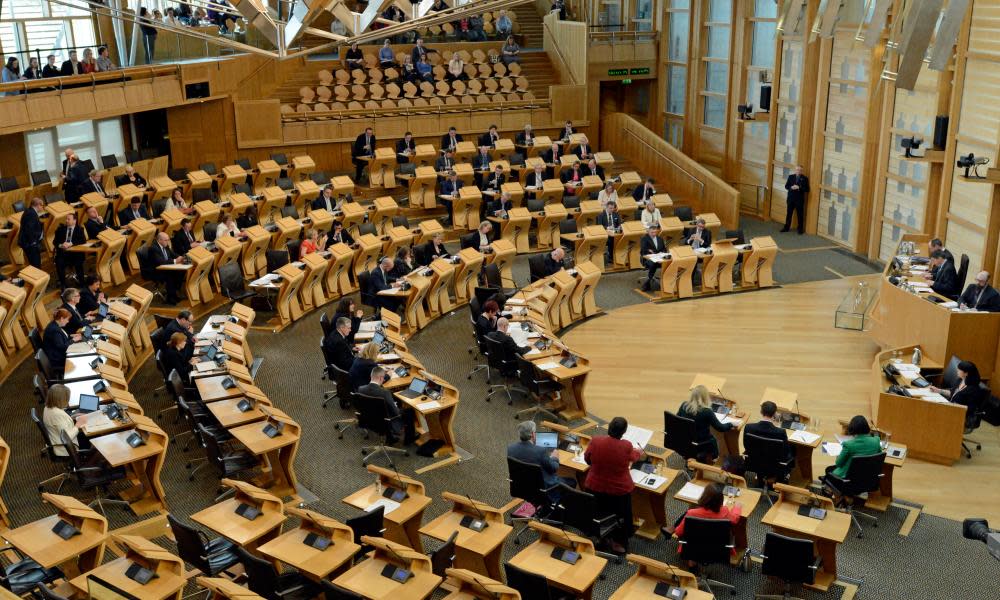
[536,361,561,371]
[645,252,670,263]
[789,430,821,444]
[630,470,667,489]
[358,321,380,332]
[82,413,112,432]
[622,425,653,451]
[366,498,400,515]
[506,297,526,305]
[821,442,842,457]
[720,415,743,427]
[908,388,949,403]
[676,482,706,501]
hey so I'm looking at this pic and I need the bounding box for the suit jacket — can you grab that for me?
[162,345,192,381]
[370,267,396,294]
[43,320,72,370]
[561,124,575,139]
[326,228,354,247]
[395,138,416,155]
[18,207,44,250]
[640,234,665,256]
[525,172,546,190]
[426,241,450,261]
[474,314,496,340]
[42,64,61,78]
[482,172,505,191]
[237,213,258,229]
[744,420,790,445]
[931,260,960,298]
[349,358,378,390]
[118,205,149,226]
[352,133,376,159]
[78,178,107,198]
[596,210,622,230]
[784,174,810,203]
[440,179,462,197]
[79,288,100,315]
[472,152,493,171]
[515,131,534,146]
[461,230,492,250]
[311,194,338,213]
[560,168,582,184]
[486,198,513,216]
[163,319,195,359]
[574,144,592,159]
[411,45,433,67]
[960,284,1000,312]
[63,161,88,203]
[478,132,500,148]
[60,60,83,76]
[583,164,604,179]
[435,155,455,172]
[53,223,85,253]
[172,229,197,256]
[542,256,564,277]
[633,185,655,202]
[540,148,561,165]
[486,329,529,359]
[61,303,86,334]
[322,330,355,372]
[149,242,178,270]
[356,382,403,426]
[685,228,712,248]
[85,219,108,240]
[440,132,463,151]
[507,440,560,487]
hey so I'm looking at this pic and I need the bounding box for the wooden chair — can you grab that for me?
[441,50,454,62]
[429,24,443,38]
[351,84,368,100]
[299,86,315,103]
[476,95,492,105]
[419,81,435,97]
[484,78,499,94]
[316,85,332,102]
[402,82,418,98]
[384,67,399,81]
[347,100,364,109]
[369,83,385,100]
[365,100,380,109]
[506,93,521,102]
[522,91,536,101]
[442,23,455,38]
[433,65,447,80]
[331,102,346,110]
[467,79,483,95]
[492,94,506,103]
[334,85,350,101]
[335,69,350,84]
[296,103,312,114]
[318,70,333,85]
[395,52,407,65]
[435,81,450,96]
[397,98,413,107]
[351,68,367,84]
[313,103,330,117]
[515,76,529,92]
[382,99,397,109]
[385,82,402,99]
[478,63,492,78]
[507,62,522,77]
[451,80,467,96]
[464,64,478,79]
[428,51,442,65]
[280,104,295,116]
[461,95,476,105]
[457,50,471,63]
[413,97,430,110]
[368,69,384,84]
[493,62,508,77]
[429,97,444,106]
[445,96,461,105]
[472,49,487,64]
[499,77,514,93]
[363,54,379,69]
[483,22,496,36]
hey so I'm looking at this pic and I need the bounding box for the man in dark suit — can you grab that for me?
[41,55,60,78]
[78,275,104,318]
[78,171,108,200]
[44,309,79,373]
[639,223,666,291]
[583,158,604,180]
[351,127,376,181]
[326,221,354,248]
[438,171,461,214]
[18,197,45,268]
[323,317,355,371]
[542,248,566,277]
[481,165,505,195]
[410,38,436,69]
[561,120,575,140]
[927,238,954,265]
[540,143,562,178]
[395,132,416,163]
[633,177,656,203]
[60,288,89,334]
[435,149,456,174]
[782,165,809,234]
[486,191,513,218]
[486,317,529,358]
[369,257,402,312]
[357,366,415,445]
[477,125,500,148]
[685,217,712,249]
[525,164,547,199]
[597,201,622,258]
[960,271,1000,312]
[574,135,593,161]
[172,219,200,256]
[60,50,83,76]
[440,127,462,152]
[117,197,149,227]
[744,401,795,465]
[148,232,185,304]
[163,311,195,358]
[515,125,535,147]
[84,207,109,239]
[54,213,86,289]
[472,147,493,187]
[311,187,338,213]
[507,420,575,499]
[930,250,960,298]
[237,206,258,229]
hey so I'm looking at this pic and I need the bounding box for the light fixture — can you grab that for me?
[900,137,923,158]
[957,153,990,178]
[737,104,754,120]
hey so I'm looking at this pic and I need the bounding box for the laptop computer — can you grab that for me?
[397,378,428,399]
[77,394,101,413]
[200,344,218,362]
[535,431,558,449]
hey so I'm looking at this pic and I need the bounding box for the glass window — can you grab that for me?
[4,0,45,19]
[704,96,726,128]
[707,25,730,57]
[751,21,776,68]
[667,65,687,114]
[29,118,124,178]
[755,0,778,18]
[705,62,728,92]
[98,119,125,162]
[24,20,70,54]
[635,0,653,20]
[665,119,684,147]
[0,22,20,56]
[71,19,95,50]
[709,0,732,23]
[668,12,689,61]
[671,0,690,8]
[56,121,95,146]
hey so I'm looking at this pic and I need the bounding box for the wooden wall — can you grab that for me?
[543,12,588,85]
[0,135,29,188]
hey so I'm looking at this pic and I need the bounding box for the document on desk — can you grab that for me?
[195,361,221,373]
[630,469,667,490]
[677,482,706,502]
[536,361,562,371]
[821,442,842,457]
[645,252,670,263]
[505,297,526,306]
[622,425,653,451]
[358,321,380,332]
[416,400,441,411]
[366,498,400,515]
[720,415,744,427]
[378,353,401,361]
[789,430,821,445]
[251,273,281,288]
[82,413,113,433]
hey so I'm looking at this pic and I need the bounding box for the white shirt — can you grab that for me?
[43,407,78,457]
[597,189,618,207]
[216,222,240,239]
[641,208,662,228]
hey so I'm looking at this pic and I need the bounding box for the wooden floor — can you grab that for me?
[564,275,1000,525]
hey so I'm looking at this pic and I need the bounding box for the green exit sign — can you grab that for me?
[621,79,632,84]
[608,67,651,78]
[608,68,628,77]
[630,67,650,75]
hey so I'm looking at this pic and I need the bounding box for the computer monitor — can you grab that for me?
[407,378,427,395]
[77,394,101,413]
[535,431,558,449]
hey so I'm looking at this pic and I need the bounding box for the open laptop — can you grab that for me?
[200,344,218,363]
[397,378,428,399]
[77,394,101,413]
[535,431,558,449]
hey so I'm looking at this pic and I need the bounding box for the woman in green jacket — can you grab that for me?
[827,415,883,479]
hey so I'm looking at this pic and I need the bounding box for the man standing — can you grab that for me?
[323,317,356,372]
[18,197,45,268]
[960,271,1000,312]
[351,127,375,182]
[782,165,809,234]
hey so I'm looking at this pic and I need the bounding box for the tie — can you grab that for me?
[187,231,193,243]
[161,245,167,260]
[975,288,985,308]
[133,209,139,219]
[66,227,72,244]
[95,180,103,195]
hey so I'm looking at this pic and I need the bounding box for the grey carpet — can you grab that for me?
[4,217,999,599]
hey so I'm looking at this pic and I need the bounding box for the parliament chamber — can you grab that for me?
[0,0,999,599]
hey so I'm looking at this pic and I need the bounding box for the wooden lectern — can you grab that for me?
[255,160,281,193]
[271,216,301,251]
[293,179,320,211]
[454,187,483,230]
[183,246,216,307]
[43,201,73,255]
[742,236,777,288]
[371,196,400,233]
[702,239,739,293]
[660,246,697,299]
[488,239,516,287]
[19,265,50,331]
[324,243,357,299]
[455,249,484,306]
[366,148,398,188]
[426,259,456,318]
[576,200,602,228]
[535,203,567,250]
[339,202,367,237]
[567,225,609,271]
[95,229,127,287]
[614,221,647,269]
[241,225,271,278]
[299,253,330,313]
[259,187,286,223]
[408,166,438,209]
[220,165,247,196]
[125,218,156,274]
[353,234,382,278]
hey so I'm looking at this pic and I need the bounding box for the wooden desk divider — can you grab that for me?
[0,281,28,353]
[443,568,519,600]
[308,208,334,239]
[325,243,357,299]
[192,200,220,242]
[575,200,601,228]
[43,201,73,254]
[571,261,602,319]
[425,259,455,318]
[183,246,215,307]
[213,234,243,279]
[614,221,647,269]
[353,234,382,279]
[2,493,108,576]
[488,239,515,287]
[549,269,576,330]
[338,203,366,238]
[454,249,484,306]
[702,239,739,293]
[125,218,156,274]
[159,208,185,237]
[385,225,415,259]
[230,406,301,498]
[241,226,271,278]
[148,177,177,203]
[299,253,330,313]
[290,155,316,181]
[421,493,510,580]
[501,181,524,207]
[659,245,697,299]
[259,188,286,223]
[372,197,400,233]
[611,555,708,600]
[409,167,438,209]
[96,229,127,287]
[255,161,281,193]
[198,576,265,600]
[368,148,398,189]
[227,192,253,220]
[579,175,603,198]
[18,265,50,331]
[502,207,531,253]
[455,187,483,230]
[114,184,145,218]
[97,363,129,391]
[271,216,301,251]
[69,534,185,600]
[743,236,777,288]
[0,437,10,528]
[273,263,306,329]
[535,203,567,250]
[576,226,609,272]
[294,180,320,211]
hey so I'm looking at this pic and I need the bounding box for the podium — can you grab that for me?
[527,136,551,156]
[44,201,73,254]
[366,148,398,188]
[18,266,49,331]
[659,215,686,246]
[227,191,253,219]
[501,181,525,207]
[488,239,516,287]
[742,236,777,288]
[371,196,399,233]
[353,234,382,278]
[307,207,334,239]
[68,535,185,600]
[566,225,608,271]
[241,225,271,278]
[324,243,357,299]
[402,272,432,331]
[290,155,315,180]
[701,239,738,293]
[454,249,484,306]
[537,178,563,203]
[550,270,577,329]
[293,179,320,211]
[187,169,213,197]
[0,282,27,353]
[159,208,186,237]
[183,246,215,307]
[299,253,330,312]
[384,225,415,258]
[255,160,281,193]
[274,263,306,329]
[426,259,456,319]
[271,216,301,251]
[339,202,367,236]
[535,203,567,250]
[148,176,177,202]
[417,219,444,244]
[650,192,673,214]
[192,200,220,241]
[125,284,155,355]
[613,221,647,270]
[453,162,475,187]
[495,208,531,253]
[412,144,437,166]
[95,229,127,287]
[453,187,482,230]
[580,175,603,197]
[571,261,602,319]
[454,140,476,162]
[125,218,156,274]
[259,187,286,223]
[220,165,247,196]
[408,166,438,209]
[660,245,697,298]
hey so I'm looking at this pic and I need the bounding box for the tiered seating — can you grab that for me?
[416,9,522,41]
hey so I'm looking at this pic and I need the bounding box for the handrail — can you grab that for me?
[622,128,705,202]
[0,65,179,95]
[542,12,586,86]
[280,98,551,121]
[588,30,657,42]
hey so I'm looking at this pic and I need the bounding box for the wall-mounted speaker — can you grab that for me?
[184,82,210,100]
[933,115,949,150]
[759,85,772,112]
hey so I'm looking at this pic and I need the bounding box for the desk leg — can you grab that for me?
[794,445,815,483]
[389,512,425,553]
[713,429,740,458]
[454,546,494,580]
[631,490,667,540]
[554,374,587,420]
[77,541,106,574]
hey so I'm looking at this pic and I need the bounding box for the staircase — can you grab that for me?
[512,2,545,48]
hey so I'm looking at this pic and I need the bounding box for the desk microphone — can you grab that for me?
[466,572,501,600]
[462,494,489,531]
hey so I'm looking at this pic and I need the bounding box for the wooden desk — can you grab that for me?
[563,225,608,272]
[629,456,681,541]
[490,207,531,253]
[69,535,185,600]
[419,493,512,581]
[528,351,591,420]
[534,203,567,250]
[702,239,739,293]
[674,460,761,562]
[190,479,286,551]
[196,374,243,402]
[453,187,483,230]
[760,484,849,591]
[613,221,646,269]
[89,414,169,515]
[657,245,697,299]
[255,160,281,192]
[343,465,432,552]
[257,507,360,580]
[333,536,442,600]
[198,576,266,600]
[610,555,711,600]
[507,522,606,600]
[742,236,777,288]
[367,148,399,188]
[207,396,269,428]
[408,166,438,209]
[3,493,107,577]
[440,568,520,600]
[325,243,358,299]
[228,407,301,499]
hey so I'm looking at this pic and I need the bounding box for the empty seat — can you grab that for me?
[419,81,435,97]
[316,86,332,102]
[493,62,507,77]
[507,62,522,76]
[452,80,466,96]
[335,69,350,84]
[334,85,350,101]
[499,77,514,93]
[467,79,483,95]
[368,69,383,84]
[515,76,529,92]
[351,69,367,84]
[299,86,315,103]
[369,83,385,100]
[318,69,333,85]
[385,82,401,99]
[351,84,367,99]
[435,81,450,96]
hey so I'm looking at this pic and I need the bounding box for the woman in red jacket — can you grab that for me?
[674,483,742,562]
[584,416,641,553]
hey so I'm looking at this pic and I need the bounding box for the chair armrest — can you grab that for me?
[811,555,823,571]
[593,513,617,528]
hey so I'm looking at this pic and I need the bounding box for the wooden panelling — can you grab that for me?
[168,99,240,171]
[543,12,587,85]
[769,39,803,223]
[600,112,739,229]
[550,85,587,122]
[234,100,284,147]
[0,134,28,188]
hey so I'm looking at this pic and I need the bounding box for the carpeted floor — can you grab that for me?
[4,217,999,599]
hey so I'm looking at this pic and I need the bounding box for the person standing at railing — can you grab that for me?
[139,7,159,65]
[1,57,22,96]
[95,46,116,72]
[42,55,60,78]
[23,57,42,80]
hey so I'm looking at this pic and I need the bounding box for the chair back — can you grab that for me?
[280,205,299,220]
[331,363,355,406]
[674,206,693,221]
[941,355,963,390]
[31,407,64,462]
[218,263,246,298]
[357,270,375,308]
[663,410,711,460]
[271,153,288,165]
[840,452,886,496]
[345,505,385,545]
[760,532,818,584]
[557,483,613,539]
[167,369,185,401]
[355,392,394,438]
[526,199,545,212]
[286,239,302,260]
[234,546,280,599]
[563,196,580,209]
[558,218,577,234]
[34,349,56,381]
[504,563,552,599]
[528,254,546,282]
[507,456,548,508]
[33,373,49,404]
[743,432,791,479]
[265,249,289,273]
[484,334,516,377]
[28,327,42,351]
[483,263,503,289]
[193,189,214,204]
[358,222,376,236]
[276,178,294,192]
[725,229,746,244]
[149,327,166,353]
[429,531,457,577]
[391,215,410,228]
[197,423,228,474]
[311,171,330,186]
[199,162,218,175]
[33,583,70,600]
[319,312,334,338]
[957,254,970,293]
[320,581,365,600]
[678,516,733,566]
[167,514,212,574]
[60,430,89,478]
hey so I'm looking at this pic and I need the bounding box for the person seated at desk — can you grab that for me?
[84,207,110,239]
[300,228,326,259]
[344,42,364,70]
[461,222,494,253]
[215,214,245,240]
[597,201,622,258]
[121,165,147,189]
[960,271,1000,312]
[165,189,193,216]
[584,416,641,553]
[583,158,604,180]
[928,249,960,298]
[163,310,195,357]
[744,401,795,467]
[543,248,566,277]
[349,342,381,390]
[436,149,457,174]
[685,217,711,250]
[439,170,462,215]
[378,40,396,68]
[323,316,356,372]
[352,127,377,182]
[441,127,463,153]
[370,257,403,313]
[78,275,105,318]
[475,300,499,341]
[633,177,656,204]
[391,247,417,279]
[411,38,436,67]
[118,196,150,227]
[44,308,81,373]
[574,135,594,161]
[446,54,468,82]
[678,385,732,461]
[481,165,506,199]
[640,202,662,229]
[415,56,434,82]
[172,219,202,256]
[487,317,529,357]
[478,125,501,149]
[395,132,416,163]
[540,142,563,170]
[672,483,742,552]
[426,233,450,262]
[237,206,259,230]
[312,186,341,214]
[162,332,196,381]
[148,232,186,305]
[930,360,983,418]
[326,221,354,248]
[927,237,954,266]
[597,181,618,208]
[358,366,416,445]
[507,420,575,500]
[822,415,882,483]
[561,161,584,195]
[473,146,494,186]
[79,170,109,199]
[43,384,83,457]
[640,223,666,291]
[54,213,86,290]
[515,124,535,147]
[487,191,513,218]
[525,164,547,199]
[333,298,363,344]
[61,288,90,334]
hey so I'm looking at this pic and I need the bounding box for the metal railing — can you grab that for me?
[588,29,657,44]
[728,181,768,217]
